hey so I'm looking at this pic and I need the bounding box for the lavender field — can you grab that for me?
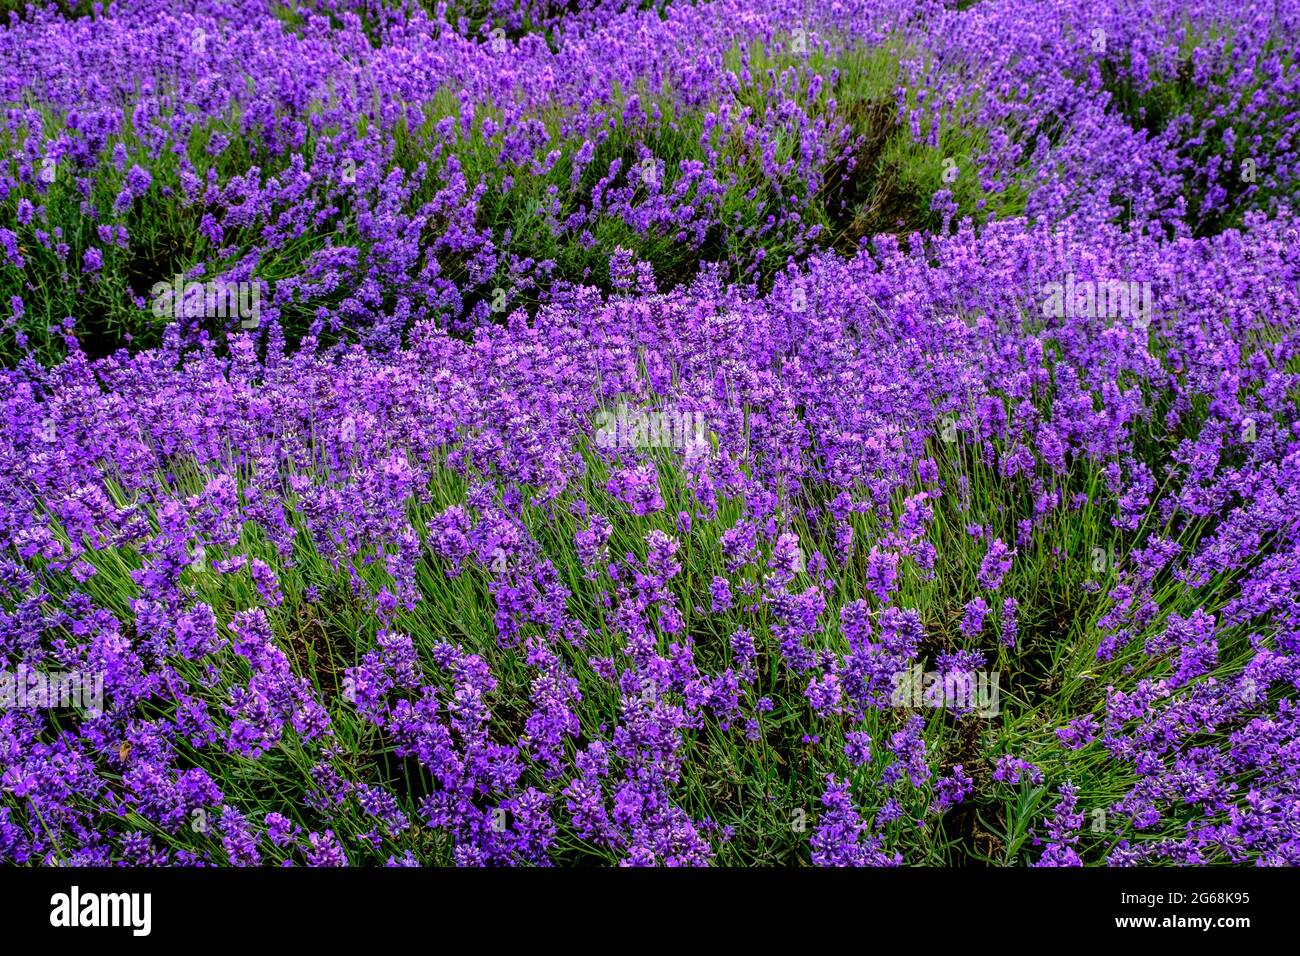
[0,0,1298,868]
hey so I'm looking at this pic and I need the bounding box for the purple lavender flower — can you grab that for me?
[977,538,1014,591]
[960,597,989,639]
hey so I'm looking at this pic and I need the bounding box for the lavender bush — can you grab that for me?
[0,0,1298,866]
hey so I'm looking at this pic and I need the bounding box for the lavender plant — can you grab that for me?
[0,0,1298,867]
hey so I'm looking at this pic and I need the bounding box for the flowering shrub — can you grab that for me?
[0,0,1298,866]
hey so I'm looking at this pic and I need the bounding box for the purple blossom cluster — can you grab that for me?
[0,0,898,352]
[6,0,1295,356]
